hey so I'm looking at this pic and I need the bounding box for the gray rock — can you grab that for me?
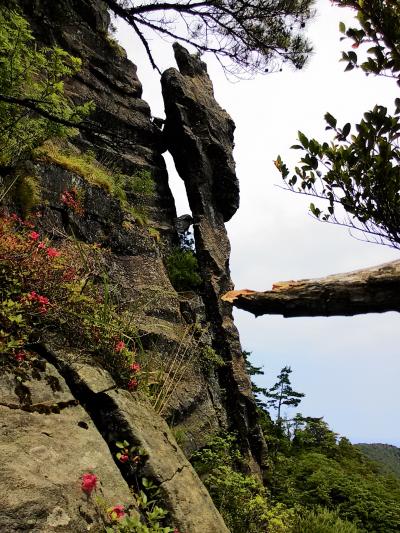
[0,361,135,532]
[162,45,267,473]
[100,390,230,533]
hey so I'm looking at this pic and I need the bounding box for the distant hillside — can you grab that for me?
[356,443,400,478]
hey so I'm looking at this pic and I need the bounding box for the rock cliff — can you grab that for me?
[0,1,265,530]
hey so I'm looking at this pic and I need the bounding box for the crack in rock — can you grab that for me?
[0,399,78,414]
[159,464,189,486]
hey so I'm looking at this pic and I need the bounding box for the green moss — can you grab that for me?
[36,141,127,199]
[14,174,41,215]
[34,142,156,227]
[105,35,127,58]
[127,206,149,226]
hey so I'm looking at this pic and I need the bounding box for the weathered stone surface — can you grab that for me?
[1,1,269,529]
[162,45,266,473]
[0,361,134,532]
[162,43,240,222]
[99,390,230,533]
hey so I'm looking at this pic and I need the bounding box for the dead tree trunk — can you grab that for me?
[222,260,400,317]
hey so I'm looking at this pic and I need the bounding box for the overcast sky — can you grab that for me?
[116,0,400,446]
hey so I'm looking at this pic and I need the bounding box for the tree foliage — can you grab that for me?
[104,0,315,77]
[0,7,93,167]
[263,365,305,421]
[276,0,400,249]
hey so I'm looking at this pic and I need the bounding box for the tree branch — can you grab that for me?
[222,260,400,317]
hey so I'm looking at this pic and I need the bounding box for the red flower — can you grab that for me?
[115,340,125,352]
[29,231,40,241]
[128,378,138,391]
[38,241,46,249]
[37,295,50,305]
[108,505,125,520]
[130,362,141,373]
[119,454,129,463]
[81,473,98,494]
[28,291,38,301]
[15,351,26,362]
[47,247,61,258]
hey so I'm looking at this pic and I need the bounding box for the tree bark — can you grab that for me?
[222,260,400,317]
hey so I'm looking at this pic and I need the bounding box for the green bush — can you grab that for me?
[165,247,202,291]
[191,434,294,533]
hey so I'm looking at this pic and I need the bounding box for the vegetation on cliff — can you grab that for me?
[0,8,93,167]
[190,362,400,532]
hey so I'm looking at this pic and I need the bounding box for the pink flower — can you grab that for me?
[38,241,46,249]
[130,362,141,373]
[37,295,49,305]
[29,231,40,241]
[108,505,125,520]
[128,378,138,391]
[119,454,129,463]
[15,351,26,362]
[81,473,98,494]
[47,247,61,258]
[115,340,125,352]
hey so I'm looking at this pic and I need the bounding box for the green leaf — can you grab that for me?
[324,113,337,129]
[298,131,309,148]
[339,21,346,33]
[342,123,351,138]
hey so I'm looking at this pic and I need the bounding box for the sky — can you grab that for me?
[116,0,400,446]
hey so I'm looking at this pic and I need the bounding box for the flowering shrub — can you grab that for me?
[108,505,126,521]
[105,476,177,533]
[60,186,84,215]
[81,472,98,495]
[0,212,141,387]
[115,440,147,468]
[82,467,177,532]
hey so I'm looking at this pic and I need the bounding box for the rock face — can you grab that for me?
[1,0,266,529]
[162,44,266,472]
[0,358,135,532]
[163,43,240,223]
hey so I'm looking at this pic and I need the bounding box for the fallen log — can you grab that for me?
[222,260,400,317]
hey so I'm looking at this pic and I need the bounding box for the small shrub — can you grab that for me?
[200,345,225,374]
[0,213,142,387]
[191,434,294,533]
[293,507,359,533]
[125,170,155,197]
[166,248,202,292]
